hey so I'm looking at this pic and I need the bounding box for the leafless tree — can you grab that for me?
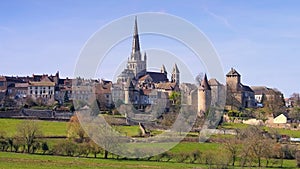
[239,126,275,167]
[16,120,42,153]
[222,137,240,166]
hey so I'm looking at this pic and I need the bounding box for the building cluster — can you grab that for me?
[0,18,285,116]
[0,72,113,109]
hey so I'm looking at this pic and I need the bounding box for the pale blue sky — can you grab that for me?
[1,0,300,97]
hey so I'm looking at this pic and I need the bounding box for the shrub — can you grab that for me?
[41,142,49,154]
[189,150,201,163]
[174,152,189,163]
[53,140,78,156]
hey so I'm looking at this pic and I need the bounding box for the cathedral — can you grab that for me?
[117,17,180,84]
[112,17,255,115]
[113,17,180,110]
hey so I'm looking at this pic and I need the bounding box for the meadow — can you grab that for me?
[0,152,204,169]
[221,122,300,137]
[0,151,297,169]
[0,118,299,168]
[0,118,67,137]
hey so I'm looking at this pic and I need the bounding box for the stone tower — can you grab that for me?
[160,64,167,76]
[171,63,180,84]
[127,17,147,78]
[226,68,241,91]
[124,78,134,104]
[198,74,211,115]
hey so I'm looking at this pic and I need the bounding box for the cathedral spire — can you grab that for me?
[171,63,180,84]
[161,64,167,75]
[131,16,141,59]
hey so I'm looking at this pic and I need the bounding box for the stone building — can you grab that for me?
[114,17,180,109]
[251,86,285,106]
[198,74,211,114]
[225,68,256,110]
[28,76,55,105]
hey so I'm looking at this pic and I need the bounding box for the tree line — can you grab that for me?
[1,118,300,168]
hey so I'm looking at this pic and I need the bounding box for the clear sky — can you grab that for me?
[1,0,300,97]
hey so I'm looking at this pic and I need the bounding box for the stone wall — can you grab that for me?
[0,109,73,120]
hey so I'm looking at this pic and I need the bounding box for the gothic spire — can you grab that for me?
[131,16,141,58]
[173,63,180,73]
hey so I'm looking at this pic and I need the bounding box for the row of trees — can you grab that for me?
[222,126,299,168]
[1,118,300,168]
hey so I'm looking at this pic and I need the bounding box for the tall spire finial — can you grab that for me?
[131,16,141,56]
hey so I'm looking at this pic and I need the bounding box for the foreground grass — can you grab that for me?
[0,151,297,169]
[0,118,67,137]
[0,152,203,169]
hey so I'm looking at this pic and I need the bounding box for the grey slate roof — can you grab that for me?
[199,74,211,90]
[226,68,240,76]
[141,72,168,83]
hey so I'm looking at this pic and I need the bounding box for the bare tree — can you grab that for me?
[290,93,300,107]
[289,107,300,124]
[195,72,204,86]
[222,137,240,166]
[16,120,42,153]
[239,126,275,167]
[83,117,122,159]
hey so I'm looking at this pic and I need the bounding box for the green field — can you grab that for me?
[114,125,140,137]
[0,119,299,168]
[222,122,300,137]
[0,152,204,169]
[0,118,67,137]
[0,151,297,169]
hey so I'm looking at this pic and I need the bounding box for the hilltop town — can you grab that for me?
[0,18,298,129]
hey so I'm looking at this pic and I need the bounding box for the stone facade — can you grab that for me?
[225,68,256,110]
[114,17,180,109]
[28,76,55,105]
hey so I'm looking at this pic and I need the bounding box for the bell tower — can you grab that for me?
[171,63,180,84]
[127,17,147,78]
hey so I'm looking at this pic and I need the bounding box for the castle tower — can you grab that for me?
[124,78,134,104]
[160,64,167,76]
[171,63,180,84]
[226,68,241,91]
[127,17,147,78]
[198,74,211,115]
